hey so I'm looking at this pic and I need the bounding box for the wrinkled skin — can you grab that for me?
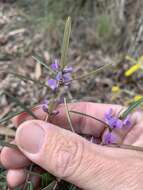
[1,102,143,189]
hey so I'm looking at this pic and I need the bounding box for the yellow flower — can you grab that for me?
[125,63,141,77]
[134,95,143,101]
[124,55,143,77]
[112,86,121,93]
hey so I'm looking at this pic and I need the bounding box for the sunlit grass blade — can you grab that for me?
[72,63,112,81]
[4,91,37,119]
[0,141,17,149]
[1,70,48,88]
[32,56,55,74]
[64,98,75,132]
[69,110,109,127]
[120,97,143,119]
[60,16,71,68]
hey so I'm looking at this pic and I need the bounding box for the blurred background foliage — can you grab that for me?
[10,0,124,53]
[0,0,143,113]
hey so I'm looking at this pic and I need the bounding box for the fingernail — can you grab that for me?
[16,121,45,154]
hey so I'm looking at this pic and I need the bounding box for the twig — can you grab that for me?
[64,98,75,132]
[69,110,109,128]
[107,143,143,152]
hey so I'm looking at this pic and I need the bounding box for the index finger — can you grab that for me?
[12,102,123,137]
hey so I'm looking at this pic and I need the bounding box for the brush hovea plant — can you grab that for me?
[1,17,143,190]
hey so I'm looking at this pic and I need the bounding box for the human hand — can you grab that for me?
[1,102,143,189]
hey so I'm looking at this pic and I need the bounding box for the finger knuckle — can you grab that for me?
[51,134,84,178]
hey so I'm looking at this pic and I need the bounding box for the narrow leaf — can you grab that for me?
[72,63,112,81]
[121,97,143,119]
[41,181,57,190]
[41,173,54,187]
[27,182,34,190]
[4,91,37,119]
[32,56,55,74]
[25,169,42,177]
[23,164,34,190]
[64,98,75,132]
[60,17,71,68]
[68,184,77,190]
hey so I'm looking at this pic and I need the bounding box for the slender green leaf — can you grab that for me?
[32,56,55,74]
[41,180,57,190]
[64,98,75,132]
[27,182,34,190]
[25,169,42,177]
[23,164,34,190]
[60,17,71,68]
[121,97,143,119]
[41,173,54,188]
[4,91,37,119]
[72,63,112,81]
[68,184,77,190]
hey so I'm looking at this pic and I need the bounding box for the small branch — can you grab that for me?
[71,63,112,81]
[64,98,75,132]
[69,110,109,128]
[107,143,143,152]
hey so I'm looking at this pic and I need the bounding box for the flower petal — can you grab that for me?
[63,66,73,73]
[103,132,116,144]
[56,72,62,81]
[51,59,59,71]
[47,79,58,90]
[63,73,72,82]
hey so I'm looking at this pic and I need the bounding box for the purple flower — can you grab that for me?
[63,66,73,74]
[51,59,59,71]
[105,109,123,129]
[47,59,73,90]
[48,79,58,90]
[42,99,49,113]
[41,99,59,115]
[123,115,131,128]
[56,71,62,81]
[103,132,115,144]
[63,73,72,82]
[104,108,132,130]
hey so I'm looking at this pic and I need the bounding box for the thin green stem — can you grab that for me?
[71,63,112,81]
[107,143,143,152]
[69,110,109,128]
[64,98,75,132]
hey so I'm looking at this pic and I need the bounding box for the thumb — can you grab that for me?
[15,120,142,190]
